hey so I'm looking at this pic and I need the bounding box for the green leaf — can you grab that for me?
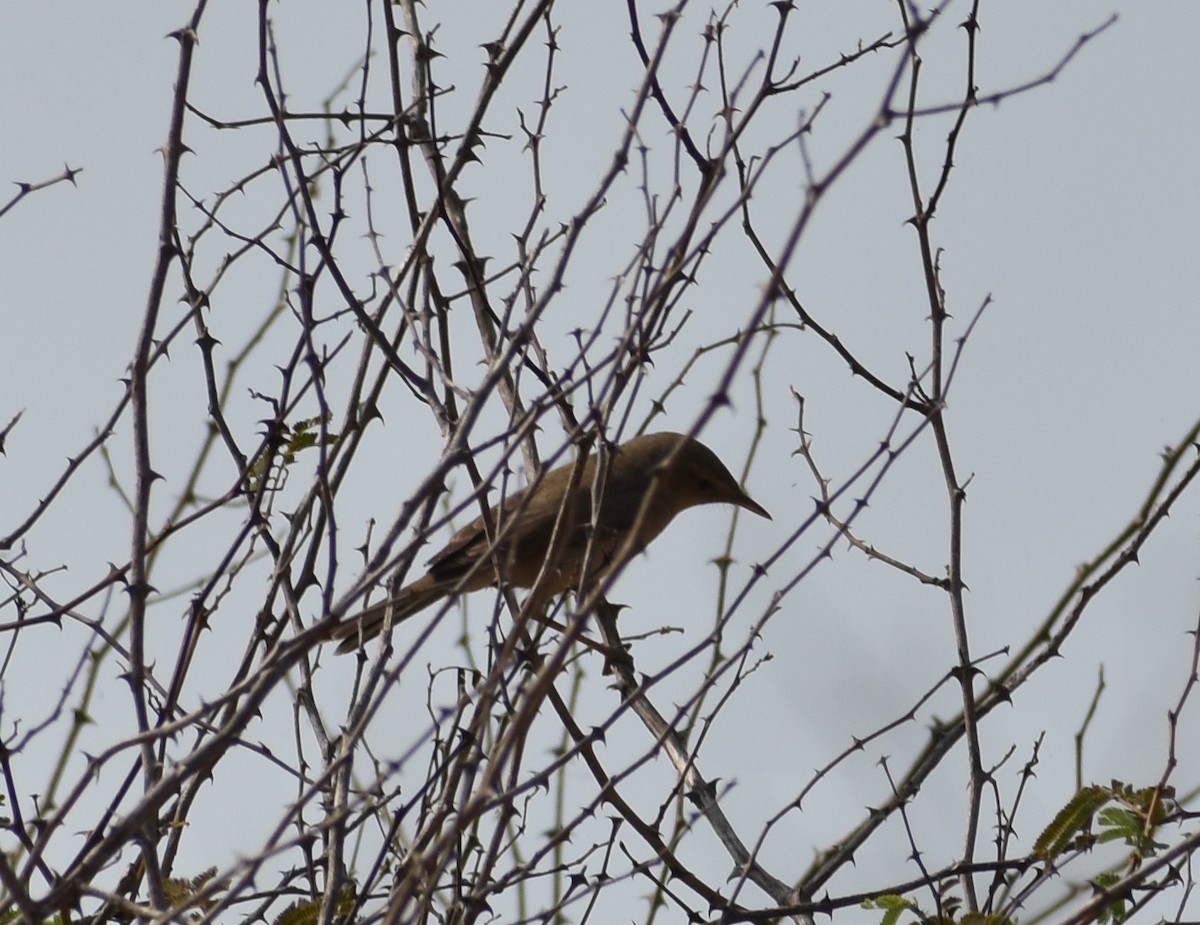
[864,893,919,925]
[273,898,322,925]
[162,866,226,915]
[1091,871,1128,925]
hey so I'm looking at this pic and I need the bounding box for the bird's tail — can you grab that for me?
[333,576,448,654]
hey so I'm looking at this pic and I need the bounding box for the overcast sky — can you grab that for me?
[2,2,1198,921]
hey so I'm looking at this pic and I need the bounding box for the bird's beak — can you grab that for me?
[734,490,771,521]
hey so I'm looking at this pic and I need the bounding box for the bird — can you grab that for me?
[333,431,770,653]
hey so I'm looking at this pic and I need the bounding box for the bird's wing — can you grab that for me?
[424,504,512,584]
[425,482,589,585]
[423,457,652,589]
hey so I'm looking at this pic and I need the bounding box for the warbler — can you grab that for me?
[334,431,769,652]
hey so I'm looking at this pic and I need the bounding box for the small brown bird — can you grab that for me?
[334,431,769,653]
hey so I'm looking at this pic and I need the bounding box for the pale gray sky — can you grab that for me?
[2,2,1198,922]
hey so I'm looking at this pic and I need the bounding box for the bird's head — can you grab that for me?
[644,432,771,520]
